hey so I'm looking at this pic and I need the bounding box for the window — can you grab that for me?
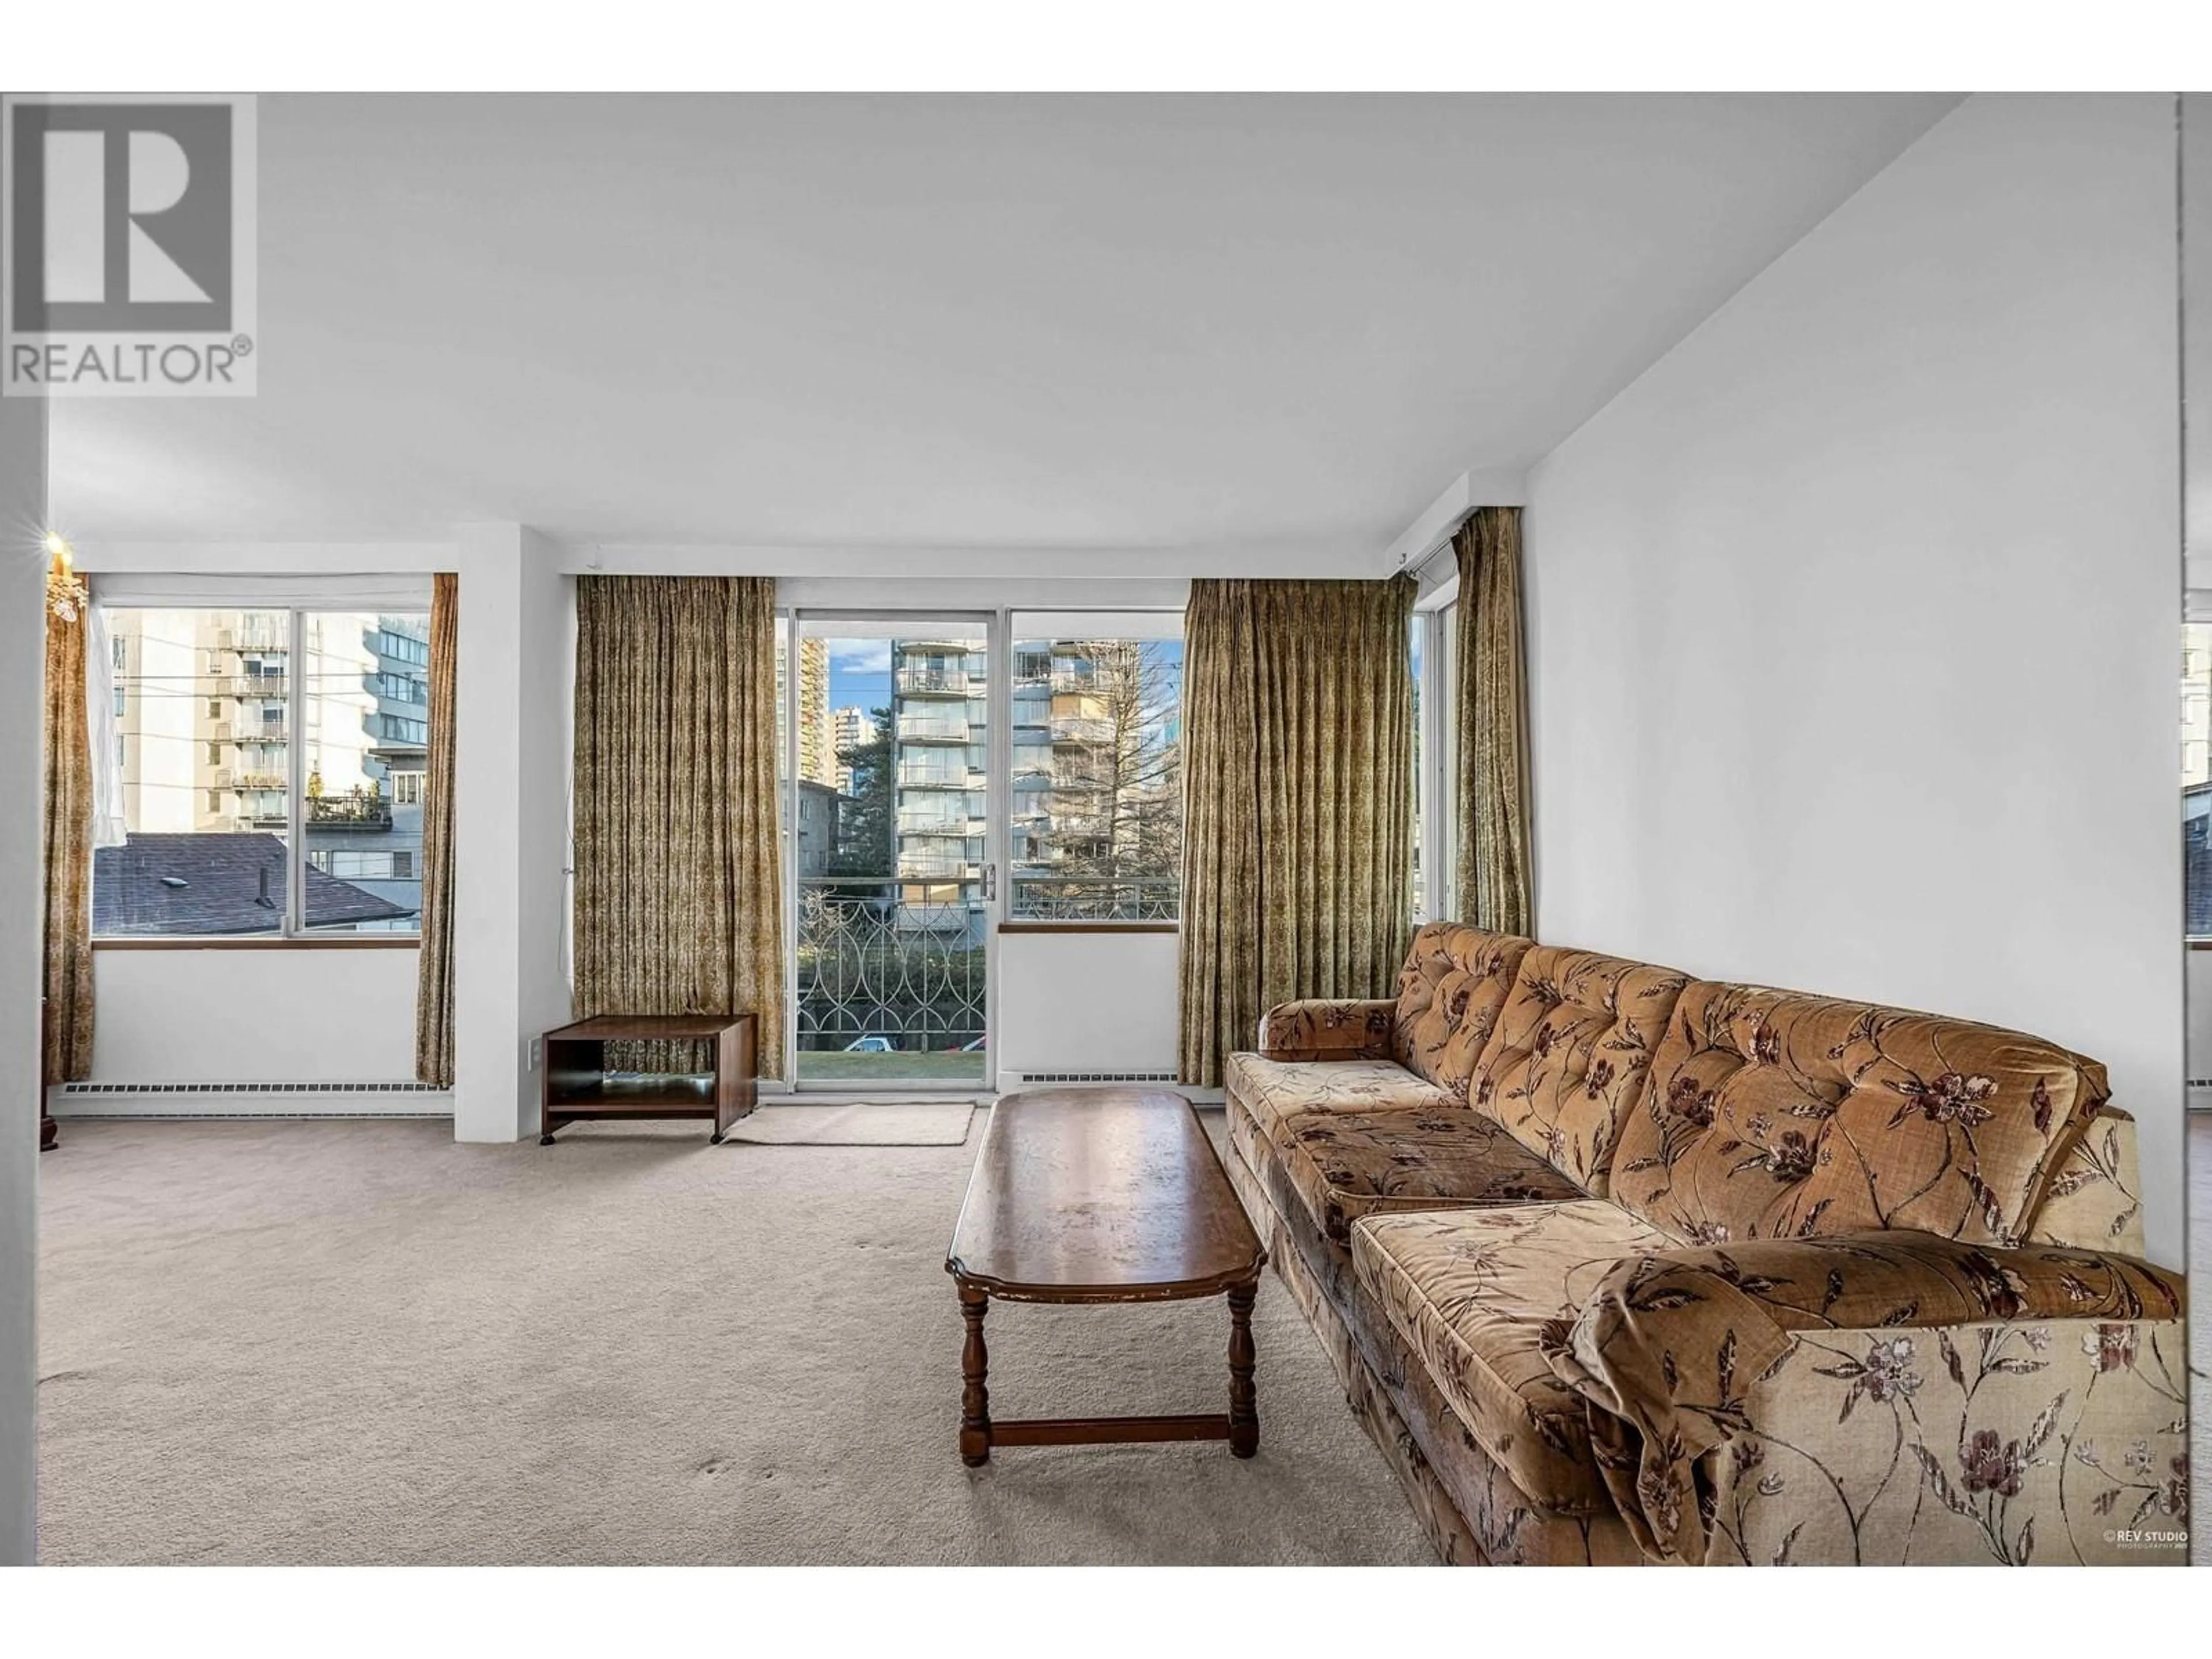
[2185,622,2211,936]
[1411,601,1457,926]
[1007,616,1183,922]
[1435,600,1459,924]
[96,605,433,939]
[1410,615,1425,921]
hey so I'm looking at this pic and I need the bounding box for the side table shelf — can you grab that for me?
[540,1013,757,1145]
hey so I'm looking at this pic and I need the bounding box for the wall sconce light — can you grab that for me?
[45,531,86,623]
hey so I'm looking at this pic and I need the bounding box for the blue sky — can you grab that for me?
[820,635,1187,726]
[827,640,892,717]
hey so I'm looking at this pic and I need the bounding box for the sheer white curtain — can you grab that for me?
[83,600,127,849]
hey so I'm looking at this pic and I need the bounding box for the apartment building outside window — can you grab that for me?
[97,605,435,938]
[1008,617,1183,923]
[2184,620,2211,937]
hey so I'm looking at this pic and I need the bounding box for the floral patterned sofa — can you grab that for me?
[1223,923,2188,1566]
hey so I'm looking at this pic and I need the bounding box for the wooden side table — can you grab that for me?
[539,1013,757,1145]
[39,997,57,1151]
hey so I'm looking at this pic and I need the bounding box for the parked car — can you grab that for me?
[843,1035,896,1053]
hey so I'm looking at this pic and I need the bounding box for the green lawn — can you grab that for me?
[794,1051,990,1084]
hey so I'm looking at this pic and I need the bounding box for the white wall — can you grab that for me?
[86,949,418,1082]
[1,387,48,1563]
[995,932,1180,1082]
[1523,94,2185,1264]
[2186,93,2211,588]
[452,525,573,1141]
[2188,952,2212,1107]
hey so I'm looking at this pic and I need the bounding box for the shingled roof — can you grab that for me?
[93,833,416,936]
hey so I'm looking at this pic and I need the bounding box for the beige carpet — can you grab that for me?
[37,1113,1435,1565]
[718,1103,975,1145]
[2191,1111,2209,1569]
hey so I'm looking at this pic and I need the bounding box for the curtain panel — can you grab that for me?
[1454,506,1533,935]
[414,572,460,1086]
[572,575,786,1077]
[43,574,94,1085]
[1177,575,1415,1087]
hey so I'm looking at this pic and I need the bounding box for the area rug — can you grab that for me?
[719,1103,977,1146]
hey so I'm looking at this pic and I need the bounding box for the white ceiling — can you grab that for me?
[51,93,1961,561]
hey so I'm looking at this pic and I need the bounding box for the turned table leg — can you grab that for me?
[1228,1280,1259,1459]
[959,1282,992,1465]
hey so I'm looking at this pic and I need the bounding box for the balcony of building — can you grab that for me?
[215,627,289,654]
[219,674,288,699]
[895,712,972,745]
[896,802,982,834]
[893,665,978,697]
[897,851,974,881]
[896,767,981,794]
[1050,714,1113,745]
[306,794,394,831]
[217,768,287,792]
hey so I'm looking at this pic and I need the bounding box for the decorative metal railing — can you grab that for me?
[1009,873,1179,922]
[794,878,987,1056]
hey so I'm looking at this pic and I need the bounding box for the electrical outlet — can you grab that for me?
[527,1035,543,1072]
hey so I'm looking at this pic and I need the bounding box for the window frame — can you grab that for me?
[998,609,1186,933]
[1419,600,1459,927]
[94,603,433,946]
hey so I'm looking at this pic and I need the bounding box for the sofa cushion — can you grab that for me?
[2025,1106,2145,1256]
[1275,1107,1586,1247]
[1224,1053,1455,1161]
[1468,945,1688,1196]
[1391,923,1535,1099]
[1350,1200,1676,1515]
[1612,981,2108,1249]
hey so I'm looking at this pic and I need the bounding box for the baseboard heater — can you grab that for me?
[1005,1070,1179,1086]
[53,1080,452,1118]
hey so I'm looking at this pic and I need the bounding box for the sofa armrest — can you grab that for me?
[1547,1232,2188,1565]
[1256,998,1397,1062]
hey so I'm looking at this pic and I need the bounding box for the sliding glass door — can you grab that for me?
[783,613,994,1089]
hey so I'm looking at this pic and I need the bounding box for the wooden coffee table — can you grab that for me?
[943,1089,1267,1464]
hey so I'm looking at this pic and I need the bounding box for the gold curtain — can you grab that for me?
[414,572,459,1086]
[1177,576,1415,1087]
[1454,506,1533,935]
[43,572,94,1084]
[573,575,785,1077]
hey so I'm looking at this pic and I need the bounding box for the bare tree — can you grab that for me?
[1030,640,1181,916]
